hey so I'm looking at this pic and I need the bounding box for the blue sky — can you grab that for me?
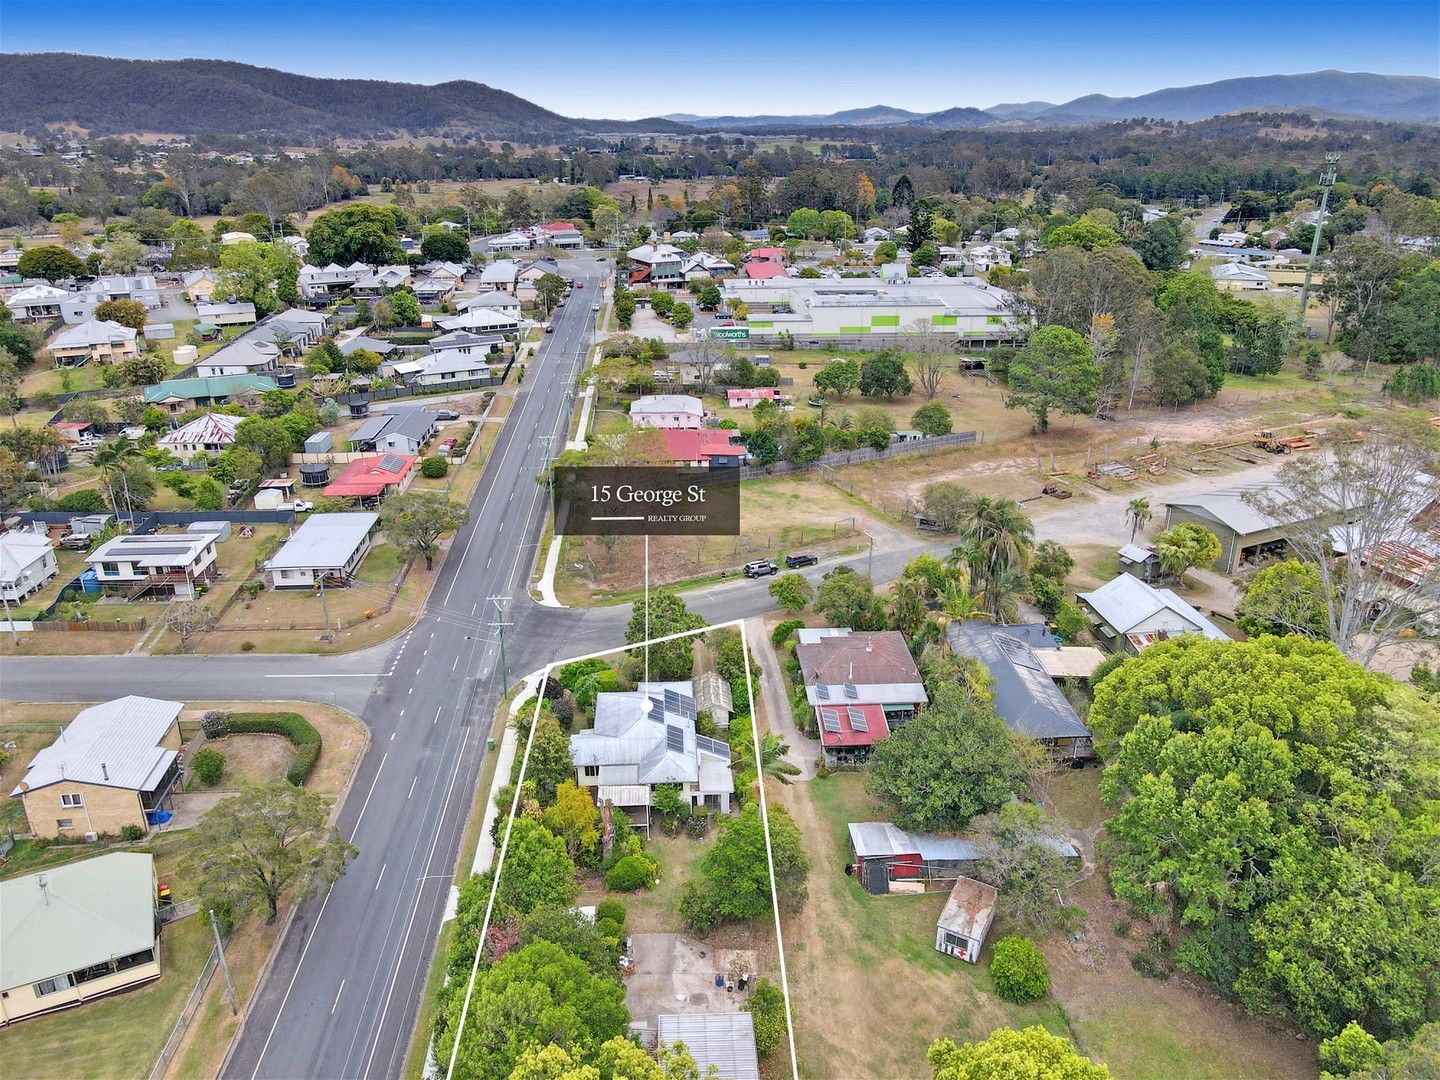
[4,0,1437,118]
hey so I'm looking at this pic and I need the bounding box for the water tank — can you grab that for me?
[173,344,198,365]
[300,463,330,487]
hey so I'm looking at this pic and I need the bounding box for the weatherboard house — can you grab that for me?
[569,681,734,824]
[796,629,928,766]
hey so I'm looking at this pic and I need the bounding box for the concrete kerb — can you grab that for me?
[213,701,373,1080]
[438,620,801,1080]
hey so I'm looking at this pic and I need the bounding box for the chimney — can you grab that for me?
[101,762,109,781]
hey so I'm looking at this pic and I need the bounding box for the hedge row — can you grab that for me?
[215,711,323,786]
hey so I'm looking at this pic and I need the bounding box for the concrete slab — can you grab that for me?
[624,932,758,1026]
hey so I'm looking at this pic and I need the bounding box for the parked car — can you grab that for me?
[545,324,555,333]
[289,500,314,513]
[575,281,585,289]
[592,304,600,312]
[433,409,460,421]
[785,553,818,568]
[743,560,779,578]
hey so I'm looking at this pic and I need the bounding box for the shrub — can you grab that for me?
[594,916,623,942]
[595,897,627,928]
[991,936,1050,1002]
[678,880,720,934]
[121,824,146,842]
[771,618,805,648]
[744,977,789,1055]
[604,854,658,892]
[200,710,231,738]
[225,711,322,786]
[241,580,264,599]
[421,455,449,478]
[1053,600,1090,643]
[191,747,225,786]
[1031,576,1064,616]
[240,641,256,652]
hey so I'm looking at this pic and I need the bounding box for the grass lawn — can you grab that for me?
[1,915,213,1080]
[575,829,710,935]
[780,773,1067,1079]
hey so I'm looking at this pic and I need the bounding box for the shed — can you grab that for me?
[304,431,333,455]
[143,322,175,340]
[657,1012,760,1080]
[693,671,734,728]
[1117,543,1161,582]
[935,876,998,963]
[187,520,231,542]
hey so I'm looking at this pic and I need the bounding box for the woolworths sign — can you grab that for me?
[708,327,750,341]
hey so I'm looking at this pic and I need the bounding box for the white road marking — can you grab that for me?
[389,731,395,741]
[433,705,442,724]
[452,656,459,672]
[331,979,345,1015]
[374,864,386,892]
[408,776,418,799]
[264,673,381,679]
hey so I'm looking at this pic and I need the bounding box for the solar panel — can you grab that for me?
[843,683,859,700]
[663,688,696,720]
[695,735,732,760]
[646,695,666,723]
[816,684,830,701]
[820,708,841,733]
[665,724,685,752]
[377,452,407,473]
[848,706,868,732]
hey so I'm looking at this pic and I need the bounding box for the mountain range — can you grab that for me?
[666,71,1439,129]
[0,56,1434,141]
[0,53,689,140]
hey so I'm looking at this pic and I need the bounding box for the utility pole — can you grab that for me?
[209,909,238,1015]
[1298,153,1340,333]
[487,596,512,694]
[317,574,332,641]
[865,532,875,582]
[0,579,19,645]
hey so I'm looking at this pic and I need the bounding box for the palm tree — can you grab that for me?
[1126,498,1152,543]
[92,439,138,520]
[955,494,1034,612]
[979,566,1026,624]
[738,732,802,790]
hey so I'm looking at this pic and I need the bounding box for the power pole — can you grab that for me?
[209,909,238,1015]
[1298,153,1340,333]
[317,574,332,641]
[487,596,512,695]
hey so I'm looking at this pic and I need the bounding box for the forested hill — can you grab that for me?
[0,53,690,140]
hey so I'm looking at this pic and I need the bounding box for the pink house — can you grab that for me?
[726,387,783,408]
[629,394,704,430]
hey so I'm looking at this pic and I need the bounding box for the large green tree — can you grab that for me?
[17,244,85,282]
[691,802,809,925]
[1237,559,1331,639]
[867,683,1026,832]
[420,229,470,264]
[813,565,887,630]
[1004,325,1100,432]
[929,1026,1110,1079]
[306,204,406,265]
[625,590,705,680]
[858,351,913,398]
[380,491,469,570]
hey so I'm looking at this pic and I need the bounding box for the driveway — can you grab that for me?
[746,616,817,779]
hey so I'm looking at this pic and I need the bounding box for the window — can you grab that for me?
[34,975,71,997]
[60,792,84,808]
[56,818,74,831]
[582,765,599,778]
[101,562,121,576]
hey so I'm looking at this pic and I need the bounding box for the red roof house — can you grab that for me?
[745,246,788,264]
[323,453,416,500]
[726,387,783,408]
[658,429,745,467]
[541,221,579,233]
[743,261,790,280]
[817,703,890,756]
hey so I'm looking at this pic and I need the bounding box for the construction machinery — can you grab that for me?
[1253,430,1315,454]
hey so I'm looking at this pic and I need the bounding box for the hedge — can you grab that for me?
[218,711,323,786]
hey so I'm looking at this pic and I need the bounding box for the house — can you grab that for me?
[194,338,280,377]
[47,319,139,366]
[428,328,501,358]
[11,696,184,840]
[849,821,1078,896]
[742,261,790,281]
[1210,262,1271,291]
[143,374,277,412]
[63,274,162,317]
[796,629,928,766]
[86,532,219,598]
[627,243,688,288]
[457,292,523,317]
[412,276,457,305]
[0,531,59,601]
[744,246,787,265]
[195,301,257,326]
[181,270,221,302]
[411,351,494,388]
[323,453,416,503]
[1117,543,1162,582]
[278,234,310,260]
[1210,231,1249,247]
[630,394,704,430]
[157,412,242,463]
[658,429,745,468]
[1077,574,1228,654]
[436,308,523,337]
[425,261,471,284]
[349,409,439,454]
[657,1013,760,1080]
[220,231,257,245]
[863,227,892,242]
[351,265,412,298]
[487,231,533,252]
[682,251,735,280]
[569,681,734,823]
[0,853,161,1024]
[1163,487,1305,573]
[4,283,68,322]
[935,876,999,964]
[726,387,782,409]
[266,512,378,588]
[539,221,585,248]
[669,230,699,242]
[297,262,369,299]
[477,259,519,294]
[946,622,1095,760]
[962,244,1012,274]
[517,259,561,297]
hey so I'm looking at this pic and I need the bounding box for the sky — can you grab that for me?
[4,0,1438,119]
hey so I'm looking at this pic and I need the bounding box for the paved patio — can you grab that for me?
[163,791,229,831]
[624,932,759,1026]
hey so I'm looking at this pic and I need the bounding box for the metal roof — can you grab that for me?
[50,319,137,350]
[946,622,1092,741]
[0,853,156,991]
[1077,575,1227,641]
[158,412,241,448]
[267,512,378,570]
[87,532,214,569]
[12,696,181,795]
[937,875,998,940]
[658,1012,759,1080]
[631,394,703,415]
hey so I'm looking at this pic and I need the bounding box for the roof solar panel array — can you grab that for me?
[665,724,685,752]
[695,734,732,760]
[820,708,842,732]
[848,706,868,731]
[377,452,407,473]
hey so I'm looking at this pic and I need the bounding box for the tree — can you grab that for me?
[911,401,952,435]
[17,245,84,282]
[1154,522,1220,584]
[306,204,404,266]
[921,481,970,532]
[768,572,813,613]
[389,289,420,327]
[813,358,860,399]
[910,349,947,401]
[737,731,802,791]
[612,287,636,330]
[381,491,468,570]
[1319,1023,1385,1077]
[536,272,567,316]
[1243,436,1440,666]
[697,284,721,310]
[101,234,147,274]
[952,494,1034,618]
[874,241,899,263]
[859,351,913,398]
[1321,236,1401,373]
[234,417,296,473]
[526,712,576,805]
[745,978,790,1056]
[119,354,168,387]
[493,816,580,917]
[420,229,470,263]
[192,475,225,511]
[542,780,600,863]
[990,936,1050,1002]
[166,600,218,652]
[217,241,299,316]
[866,683,1025,832]
[1237,559,1331,639]
[1133,216,1188,271]
[1149,342,1211,407]
[182,783,356,923]
[1124,497,1151,542]
[907,203,935,252]
[625,591,704,680]
[928,1026,1109,1080]
[509,1036,705,1080]
[1004,326,1100,433]
[690,803,809,925]
[976,802,1073,930]
[93,298,147,331]
[671,302,694,331]
[0,324,37,369]
[0,352,20,429]
[1046,218,1121,250]
[1330,1024,1440,1079]
[814,565,887,630]
[786,208,822,238]
[436,941,628,1080]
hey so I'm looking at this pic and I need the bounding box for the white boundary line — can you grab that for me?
[443,618,800,1080]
